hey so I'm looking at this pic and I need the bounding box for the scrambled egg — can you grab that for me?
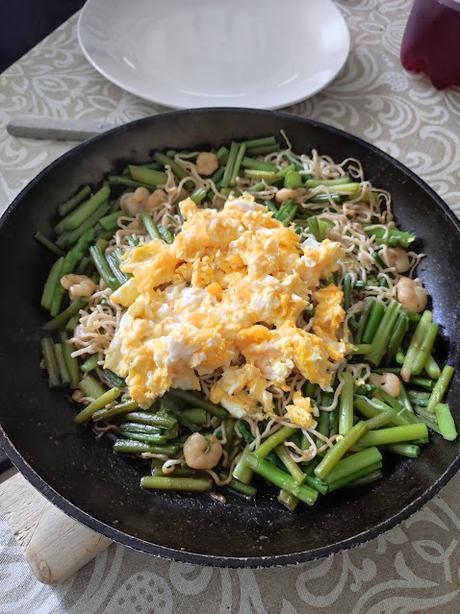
[105,195,348,425]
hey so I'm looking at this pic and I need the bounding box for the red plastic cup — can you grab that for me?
[401,0,460,89]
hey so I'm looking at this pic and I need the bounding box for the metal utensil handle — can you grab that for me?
[6,115,117,141]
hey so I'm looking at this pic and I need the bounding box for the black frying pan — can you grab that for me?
[0,109,459,567]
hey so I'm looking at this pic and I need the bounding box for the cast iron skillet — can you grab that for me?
[0,109,459,567]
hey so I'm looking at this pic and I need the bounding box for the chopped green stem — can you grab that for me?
[41,338,60,387]
[275,199,298,225]
[307,215,320,240]
[58,185,92,216]
[119,430,167,444]
[278,490,299,511]
[435,403,457,441]
[410,376,435,391]
[221,418,235,452]
[210,166,225,186]
[232,445,254,484]
[358,423,428,447]
[315,410,329,448]
[98,210,125,231]
[355,300,373,344]
[53,343,70,384]
[140,212,163,240]
[113,440,151,454]
[108,176,154,189]
[182,408,208,425]
[425,354,441,380]
[354,395,416,426]
[364,410,394,430]
[169,390,227,419]
[242,136,277,148]
[329,463,383,491]
[227,478,257,497]
[41,257,64,311]
[34,232,65,256]
[386,443,421,458]
[158,224,174,244]
[345,470,383,489]
[89,245,119,290]
[241,156,277,173]
[329,409,338,437]
[365,226,416,248]
[74,387,121,423]
[153,153,188,180]
[126,411,177,429]
[408,390,430,400]
[243,169,278,182]
[79,374,106,399]
[92,400,138,422]
[412,322,438,375]
[246,144,280,156]
[215,146,229,162]
[427,365,455,413]
[191,186,207,204]
[120,423,164,434]
[305,176,351,188]
[175,412,201,432]
[128,165,168,186]
[106,252,129,285]
[374,387,406,414]
[342,274,353,310]
[304,475,329,495]
[362,301,385,344]
[309,193,342,204]
[314,421,367,480]
[55,186,110,233]
[56,202,109,249]
[284,170,302,189]
[255,426,297,459]
[43,298,87,331]
[81,354,99,373]
[103,369,125,388]
[246,454,318,506]
[398,383,414,414]
[230,143,246,186]
[52,229,96,315]
[367,300,400,365]
[275,444,305,484]
[352,344,372,355]
[386,311,409,364]
[401,311,435,381]
[75,256,90,275]
[338,372,354,436]
[141,476,212,492]
[221,141,239,188]
[58,332,80,387]
[325,446,382,483]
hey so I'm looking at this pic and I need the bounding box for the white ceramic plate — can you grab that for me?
[78,0,350,110]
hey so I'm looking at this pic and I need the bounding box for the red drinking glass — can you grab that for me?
[401,0,460,89]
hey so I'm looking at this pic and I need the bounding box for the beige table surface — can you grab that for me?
[1,1,460,612]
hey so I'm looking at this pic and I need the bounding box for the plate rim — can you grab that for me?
[1,108,459,568]
[76,0,350,110]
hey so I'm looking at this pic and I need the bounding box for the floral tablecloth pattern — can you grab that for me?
[1,1,459,612]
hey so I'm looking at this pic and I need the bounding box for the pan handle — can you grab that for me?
[0,444,12,474]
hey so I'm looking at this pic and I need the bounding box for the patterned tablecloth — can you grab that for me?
[1,1,460,611]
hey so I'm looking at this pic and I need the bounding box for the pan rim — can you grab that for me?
[1,107,459,568]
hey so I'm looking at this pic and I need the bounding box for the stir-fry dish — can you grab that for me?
[37,134,457,509]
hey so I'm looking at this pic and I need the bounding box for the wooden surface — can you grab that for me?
[0,472,112,584]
